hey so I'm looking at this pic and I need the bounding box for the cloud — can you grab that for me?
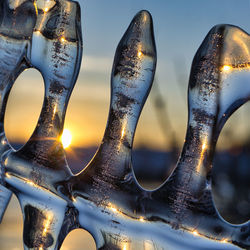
[81,55,113,75]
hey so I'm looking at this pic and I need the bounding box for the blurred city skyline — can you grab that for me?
[4,0,250,151]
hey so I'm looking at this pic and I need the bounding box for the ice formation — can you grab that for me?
[0,0,249,249]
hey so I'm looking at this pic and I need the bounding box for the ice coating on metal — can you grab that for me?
[0,0,82,249]
[69,23,249,249]
[0,0,36,221]
[0,2,249,250]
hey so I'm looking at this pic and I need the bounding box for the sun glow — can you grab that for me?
[221,65,232,72]
[61,129,72,149]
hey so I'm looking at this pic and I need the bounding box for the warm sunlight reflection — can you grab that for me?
[137,51,143,58]
[109,203,118,213]
[43,214,52,236]
[221,65,232,72]
[192,230,199,236]
[139,216,145,222]
[61,129,72,149]
[27,180,35,187]
[122,242,129,250]
[33,2,38,15]
[121,126,126,139]
[61,37,66,43]
[196,138,207,173]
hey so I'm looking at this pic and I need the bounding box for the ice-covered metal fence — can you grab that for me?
[0,1,249,249]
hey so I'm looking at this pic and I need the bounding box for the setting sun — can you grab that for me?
[61,129,72,149]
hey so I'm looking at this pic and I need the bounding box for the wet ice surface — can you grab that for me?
[0,197,241,250]
[74,197,241,250]
[1,0,82,249]
[0,1,250,250]
[0,0,33,221]
[0,197,96,250]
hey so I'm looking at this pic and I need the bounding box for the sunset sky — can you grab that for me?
[4,0,250,151]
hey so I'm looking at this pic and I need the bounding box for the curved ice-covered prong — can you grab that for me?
[151,24,250,248]
[2,0,82,248]
[0,0,37,222]
[154,25,227,203]
[29,0,82,143]
[70,10,156,247]
[107,9,156,167]
[157,24,250,200]
[3,0,82,196]
[74,9,156,183]
[71,10,156,212]
[95,9,156,178]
